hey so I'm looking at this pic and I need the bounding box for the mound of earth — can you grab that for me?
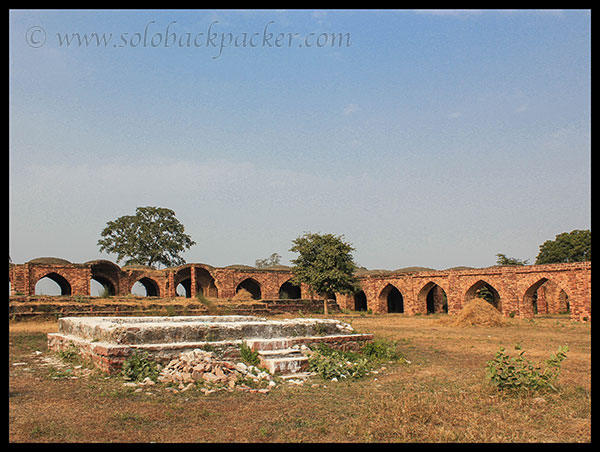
[453,298,504,327]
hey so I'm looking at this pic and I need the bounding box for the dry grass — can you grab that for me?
[9,313,591,443]
[9,319,59,333]
[452,298,504,327]
[231,289,256,301]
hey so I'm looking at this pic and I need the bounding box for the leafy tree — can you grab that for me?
[98,206,195,268]
[289,232,360,315]
[255,252,282,268]
[535,229,591,264]
[496,254,529,266]
[476,285,494,305]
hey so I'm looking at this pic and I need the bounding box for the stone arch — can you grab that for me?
[174,267,192,297]
[88,260,120,296]
[131,277,160,297]
[236,278,262,300]
[35,272,72,296]
[195,267,218,298]
[90,275,116,296]
[465,279,501,311]
[279,280,301,299]
[354,290,368,311]
[556,289,570,314]
[523,277,570,316]
[417,281,448,314]
[379,283,404,313]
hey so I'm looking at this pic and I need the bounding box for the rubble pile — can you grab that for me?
[157,349,276,394]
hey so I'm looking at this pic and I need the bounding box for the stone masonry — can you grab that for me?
[9,258,591,321]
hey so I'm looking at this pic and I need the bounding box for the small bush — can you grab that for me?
[98,286,113,298]
[485,345,568,393]
[308,340,403,381]
[121,352,159,382]
[361,339,403,362]
[57,346,79,363]
[239,343,260,366]
[308,344,371,380]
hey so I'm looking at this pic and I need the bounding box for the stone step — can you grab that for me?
[55,316,354,345]
[278,372,314,380]
[246,338,293,351]
[257,347,304,358]
[245,333,374,352]
[255,346,310,375]
[258,353,309,375]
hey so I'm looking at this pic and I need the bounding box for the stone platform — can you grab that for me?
[47,316,373,375]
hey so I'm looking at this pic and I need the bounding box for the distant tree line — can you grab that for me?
[496,229,591,266]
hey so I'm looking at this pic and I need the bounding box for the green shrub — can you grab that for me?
[98,286,113,298]
[308,344,371,380]
[485,345,568,393]
[307,340,404,381]
[361,339,403,362]
[240,343,260,366]
[121,351,159,382]
[57,346,79,363]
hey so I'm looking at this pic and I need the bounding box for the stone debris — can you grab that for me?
[156,349,280,394]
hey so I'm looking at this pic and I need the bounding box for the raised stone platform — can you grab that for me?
[47,316,373,375]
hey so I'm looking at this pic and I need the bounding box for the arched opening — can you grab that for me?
[89,260,120,297]
[354,290,368,311]
[524,278,547,315]
[524,278,570,316]
[558,289,570,314]
[418,282,448,314]
[131,277,160,297]
[174,267,192,298]
[196,267,218,298]
[465,280,501,311]
[176,279,192,297]
[236,278,261,300]
[90,276,116,297]
[35,272,72,296]
[279,281,301,299]
[379,284,404,313]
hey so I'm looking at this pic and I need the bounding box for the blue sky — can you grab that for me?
[9,9,591,270]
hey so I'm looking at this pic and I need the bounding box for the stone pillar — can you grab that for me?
[167,271,176,298]
[190,267,197,297]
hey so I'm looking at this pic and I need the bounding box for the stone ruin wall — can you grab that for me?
[9,259,591,321]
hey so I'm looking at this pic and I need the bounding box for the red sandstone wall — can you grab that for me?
[9,260,591,321]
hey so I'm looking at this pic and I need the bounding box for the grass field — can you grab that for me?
[9,313,591,443]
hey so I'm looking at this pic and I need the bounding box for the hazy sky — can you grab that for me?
[9,9,591,270]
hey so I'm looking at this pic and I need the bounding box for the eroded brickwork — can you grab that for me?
[9,259,591,321]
